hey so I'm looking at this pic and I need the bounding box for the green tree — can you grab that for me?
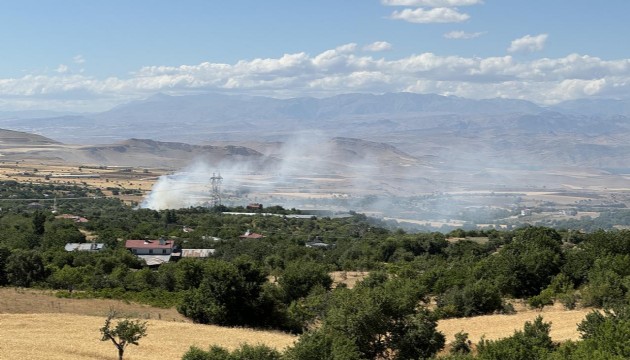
[42,221,85,249]
[49,265,85,292]
[564,305,630,359]
[177,259,269,326]
[437,280,504,318]
[100,311,148,360]
[174,258,206,290]
[476,227,564,298]
[32,210,46,235]
[5,249,47,287]
[390,310,446,359]
[322,278,439,359]
[278,260,333,302]
[0,246,10,285]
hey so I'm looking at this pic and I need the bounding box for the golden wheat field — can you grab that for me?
[0,288,594,359]
[0,313,297,360]
[438,302,592,345]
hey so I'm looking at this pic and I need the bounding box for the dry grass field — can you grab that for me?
[438,302,592,345]
[0,313,297,360]
[0,160,165,204]
[0,288,595,359]
[0,288,187,322]
[0,288,296,360]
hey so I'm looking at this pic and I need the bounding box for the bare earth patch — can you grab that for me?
[330,271,369,289]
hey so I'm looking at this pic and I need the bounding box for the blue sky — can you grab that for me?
[1,0,629,111]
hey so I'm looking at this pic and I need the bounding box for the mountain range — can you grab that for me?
[2,92,630,175]
[2,92,627,143]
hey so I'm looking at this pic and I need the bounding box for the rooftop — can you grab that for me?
[65,243,104,251]
[125,239,175,249]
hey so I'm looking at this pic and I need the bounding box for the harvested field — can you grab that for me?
[0,288,595,359]
[438,302,592,345]
[0,287,187,322]
[0,160,165,203]
[0,288,296,359]
[0,313,296,360]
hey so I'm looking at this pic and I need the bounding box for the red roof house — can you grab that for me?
[125,238,177,266]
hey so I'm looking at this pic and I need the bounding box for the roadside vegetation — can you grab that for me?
[2,180,630,359]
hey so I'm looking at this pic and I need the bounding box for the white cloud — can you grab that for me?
[2,44,630,110]
[363,41,393,52]
[382,0,482,6]
[55,64,69,74]
[443,30,485,39]
[390,7,469,23]
[508,34,548,53]
[73,55,85,64]
[335,43,358,54]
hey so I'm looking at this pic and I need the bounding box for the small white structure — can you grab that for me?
[65,243,104,252]
[181,249,216,258]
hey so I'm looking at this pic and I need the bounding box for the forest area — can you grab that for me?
[1,180,630,360]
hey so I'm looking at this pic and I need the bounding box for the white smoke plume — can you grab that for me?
[140,132,340,210]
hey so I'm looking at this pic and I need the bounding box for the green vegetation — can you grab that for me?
[4,180,630,359]
[100,310,148,360]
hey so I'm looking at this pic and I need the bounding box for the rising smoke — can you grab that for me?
[139,130,514,231]
[141,131,345,210]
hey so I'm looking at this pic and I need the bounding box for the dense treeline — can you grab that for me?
[3,181,630,358]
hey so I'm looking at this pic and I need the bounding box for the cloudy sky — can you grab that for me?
[1,0,629,111]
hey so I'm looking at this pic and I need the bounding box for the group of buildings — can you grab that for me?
[65,230,267,266]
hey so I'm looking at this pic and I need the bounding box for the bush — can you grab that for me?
[555,305,630,359]
[181,344,281,360]
[437,280,504,318]
[558,292,577,310]
[529,289,554,310]
[477,316,555,360]
[284,329,361,360]
[450,331,472,355]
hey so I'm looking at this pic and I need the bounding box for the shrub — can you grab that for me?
[477,316,554,360]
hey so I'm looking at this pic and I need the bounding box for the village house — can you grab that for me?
[125,237,179,266]
[246,203,263,211]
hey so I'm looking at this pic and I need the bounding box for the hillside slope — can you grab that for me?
[0,128,61,145]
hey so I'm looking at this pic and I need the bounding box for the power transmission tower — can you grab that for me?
[209,172,223,207]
